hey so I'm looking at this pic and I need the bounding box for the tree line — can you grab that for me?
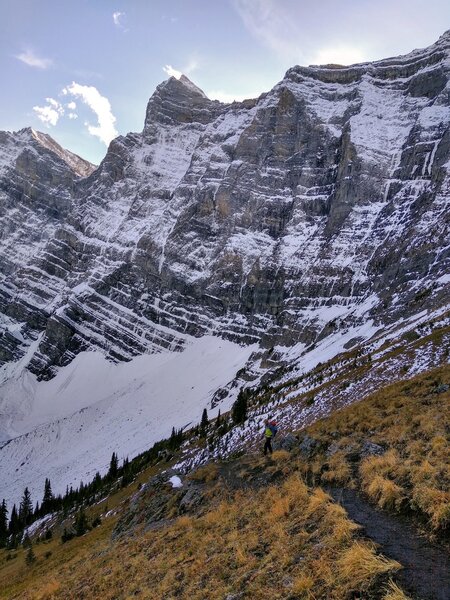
[0,389,250,549]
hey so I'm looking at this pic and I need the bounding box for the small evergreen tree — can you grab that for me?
[41,478,54,514]
[168,427,183,451]
[231,389,248,425]
[168,426,177,449]
[215,410,222,428]
[91,515,101,528]
[74,508,89,537]
[200,408,209,437]
[108,452,119,479]
[0,499,8,548]
[25,543,36,566]
[92,472,102,492]
[19,487,33,528]
[8,504,19,536]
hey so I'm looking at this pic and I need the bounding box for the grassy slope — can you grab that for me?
[1,462,407,600]
[298,364,449,534]
[1,366,448,599]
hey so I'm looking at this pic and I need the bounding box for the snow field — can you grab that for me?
[0,336,255,507]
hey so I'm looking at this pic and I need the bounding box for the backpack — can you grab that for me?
[269,421,278,436]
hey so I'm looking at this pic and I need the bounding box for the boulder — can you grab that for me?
[274,433,298,452]
[298,435,321,459]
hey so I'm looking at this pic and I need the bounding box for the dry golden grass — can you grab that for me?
[2,359,446,598]
[271,449,291,462]
[0,474,405,600]
[303,364,450,531]
[383,579,413,600]
[291,573,315,597]
[321,451,352,485]
[366,476,405,510]
[186,462,219,483]
[337,541,401,590]
[0,516,116,600]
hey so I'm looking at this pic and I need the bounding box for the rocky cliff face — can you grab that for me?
[0,128,95,364]
[1,32,449,380]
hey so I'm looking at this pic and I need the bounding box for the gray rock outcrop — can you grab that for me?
[0,31,449,380]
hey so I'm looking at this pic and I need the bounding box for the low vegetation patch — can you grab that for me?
[299,365,450,535]
[4,475,404,600]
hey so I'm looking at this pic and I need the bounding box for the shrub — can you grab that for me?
[366,476,404,510]
[337,541,400,590]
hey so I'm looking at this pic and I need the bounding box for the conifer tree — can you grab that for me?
[168,427,183,451]
[92,472,102,492]
[169,426,177,449]
[8,504,19,536]
[200,408,208,437]
[231,389,248,425]
[74,507,89,537]
[41,478,54,514]
[0,499,8,548]
[215,410,222,428]
[61,527,75,543]
[108,452,118,479]
[25,543,36,566]
[19,487,33,527]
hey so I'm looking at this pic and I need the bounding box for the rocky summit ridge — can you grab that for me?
[0,31,449,385]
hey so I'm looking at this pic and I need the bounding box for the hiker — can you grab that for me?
[263,419,278,455]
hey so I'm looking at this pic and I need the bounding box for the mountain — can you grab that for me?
[0,32,449,506]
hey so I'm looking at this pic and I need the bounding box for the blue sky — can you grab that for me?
[2,0,450,164]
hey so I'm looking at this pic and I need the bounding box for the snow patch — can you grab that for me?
[0,335,255,507]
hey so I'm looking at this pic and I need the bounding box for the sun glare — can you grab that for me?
[312,46,366,66]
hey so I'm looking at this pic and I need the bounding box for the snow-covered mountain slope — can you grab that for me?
[0,33,449,505]
[1,33,449,381]
[0,335,254,507]
[175,307,450,475]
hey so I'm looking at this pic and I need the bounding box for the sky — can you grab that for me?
[2,0,450,164]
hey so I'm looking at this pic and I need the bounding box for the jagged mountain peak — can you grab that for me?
[9,126,97,178]
[437,28,450,41]
[30,128,96,178]
[174,73,208,98]
[144,74,224,130]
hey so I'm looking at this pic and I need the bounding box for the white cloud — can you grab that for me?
[68,113,78,120]
[207,90,259,103]
[233,0,306,63]
[16,49,53,69]
[233,0,374,66]
[33,106,60,127]
[162,56,200,80]
[112,11,127,30]
[47,98,61,109]
[163,64,182,79]
[33,98,64,126]
[63,82,118,145]
[184,58,199,75]
[67,101,77,110]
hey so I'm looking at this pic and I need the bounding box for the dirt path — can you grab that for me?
[328,487,450,600]
[217,457,450,600]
